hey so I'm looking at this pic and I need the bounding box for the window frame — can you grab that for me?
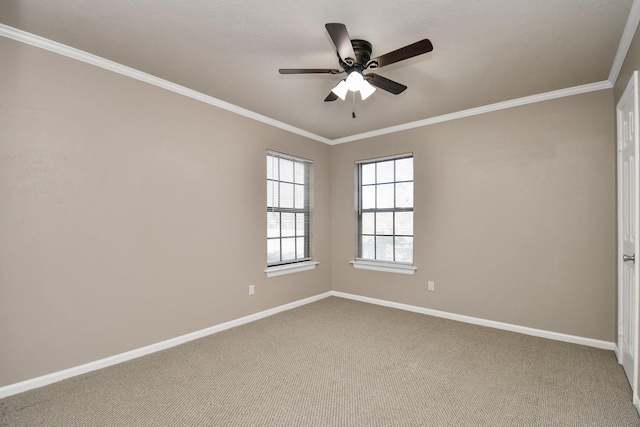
[265,151,317,277]
[352,153,416,275]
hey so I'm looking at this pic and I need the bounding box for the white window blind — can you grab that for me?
[267,151,312,266]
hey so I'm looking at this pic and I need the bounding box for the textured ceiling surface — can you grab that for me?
[0,0,634,140]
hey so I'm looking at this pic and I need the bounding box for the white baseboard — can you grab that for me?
[635,394,640,415]
[331,291,617,351]
[0,291,333,399]
[1,289,617,399]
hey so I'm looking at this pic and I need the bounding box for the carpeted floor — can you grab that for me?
[1,296,639,426]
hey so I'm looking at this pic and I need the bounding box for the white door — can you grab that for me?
[618,70,639,393]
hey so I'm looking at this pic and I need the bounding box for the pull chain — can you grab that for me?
[352,91,356,119]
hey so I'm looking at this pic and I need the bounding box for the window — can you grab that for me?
[356,154,414,267]
[267,151,311,267]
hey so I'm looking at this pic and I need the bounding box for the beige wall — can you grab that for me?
[0,37,332,387]
[0,25,626,388]
[331,90,617,342]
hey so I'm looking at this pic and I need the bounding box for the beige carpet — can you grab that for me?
[1,296,639,426]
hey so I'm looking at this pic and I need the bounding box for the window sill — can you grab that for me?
[350,260,417,275]
[265,261,319,278]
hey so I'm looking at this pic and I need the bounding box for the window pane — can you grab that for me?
[362,185,375,209]
[267,239,280,263]
[377,184,394,209]
[395,212,413,236]
[361,235,375,259]
[280,159,294,182]
[395,237,413,263]
[362,212,374,235]
[267,156,279,180]
[267,180,278,208]
[282,238,296,260]
[376,212,393,235]
[296,237,306,259]
[294,184,304,209]
[396,158,413,181]
[296,213,306,236]
[357,155,413,266]
[377,160,394,183]
[281,213,295,237]
[294,162,305,184]
[280,182,294,208]
[267,212,280,238]
[362,163,376,185]
[396,182,413,208]
[376,236,394,261]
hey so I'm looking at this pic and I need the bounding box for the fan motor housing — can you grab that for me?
[338,39,372,70]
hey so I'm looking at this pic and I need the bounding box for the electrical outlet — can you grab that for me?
[249,284,255,295]
[428,281,435,291]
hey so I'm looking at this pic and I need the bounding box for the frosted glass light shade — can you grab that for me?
[360,80,376,100]
[346,71,364,91]
[331,80,348,100]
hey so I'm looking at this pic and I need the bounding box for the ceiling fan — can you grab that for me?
[279,23,433,102]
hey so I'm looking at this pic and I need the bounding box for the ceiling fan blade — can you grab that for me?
[324,91,339,102]
[366,73,407,95]
[279,68,341,74]
[368,39,433,68]
[325,23,357,66]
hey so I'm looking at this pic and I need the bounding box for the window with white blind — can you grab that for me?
[266,151,312,268]
[354,154,415,273]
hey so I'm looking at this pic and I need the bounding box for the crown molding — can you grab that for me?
[329,80,613,145]
[0,24,331,145]
[608,0,640,86]
[0,21,625,146]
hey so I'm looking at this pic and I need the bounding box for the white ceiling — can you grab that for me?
[0,0,635,141]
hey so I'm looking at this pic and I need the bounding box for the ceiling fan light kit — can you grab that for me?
[331,71,377,101]
[279,23,433,107]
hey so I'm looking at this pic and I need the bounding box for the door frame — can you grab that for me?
[617,70,640,407]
